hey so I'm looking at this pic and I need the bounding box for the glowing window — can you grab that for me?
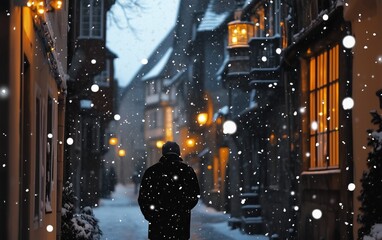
[308,45,339,169]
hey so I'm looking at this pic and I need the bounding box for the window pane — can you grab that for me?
[310,136,316,168]
[318,88,327,133]
[310,57,316,90]
[80,0,91,37]
[307,45,339,170]
[92,0,103,37]
[310,92,316,135]
[317,133,325,167]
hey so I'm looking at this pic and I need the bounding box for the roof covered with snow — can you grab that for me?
[141,47,173,81]
[197,0,236,32]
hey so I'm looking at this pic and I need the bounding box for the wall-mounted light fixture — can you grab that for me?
[118,149,126,157]
[227,8,254,48]
[197,112,208,126]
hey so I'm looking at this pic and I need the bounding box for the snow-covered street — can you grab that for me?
[93,184,268,240]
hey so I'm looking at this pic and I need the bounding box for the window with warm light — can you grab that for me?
[80,0,104,39]
[250,0,281,38]
[307,45,340,169]
[228,21,254,47]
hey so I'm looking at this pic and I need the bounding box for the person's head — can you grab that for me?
[162,141,180,157]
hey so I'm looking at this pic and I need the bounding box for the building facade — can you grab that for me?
[139,0,381,238]
[111,30,176,185]
[65,0,116,209]
[284,1,354,239]
[343,0,382,237]
[0,1,67,239]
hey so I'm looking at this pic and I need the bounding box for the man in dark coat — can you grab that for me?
[138,141,200,240]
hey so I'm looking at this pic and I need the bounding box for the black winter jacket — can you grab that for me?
[138,155,200,240]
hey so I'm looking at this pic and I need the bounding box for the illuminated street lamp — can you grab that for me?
[156,140,165,149]
[118,148,126,184]
[118,149,126,157]
[109,137,118,146]
[197,113,208,126]
[186,138,195,148]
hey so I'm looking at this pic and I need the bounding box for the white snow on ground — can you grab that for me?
[93,184,148,240]
[94,184,268,240]
[192,203,268,240]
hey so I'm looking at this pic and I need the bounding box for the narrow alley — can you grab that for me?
[93,184,268,240]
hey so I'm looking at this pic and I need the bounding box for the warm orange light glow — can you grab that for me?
[118,149,126,157]
[228,20,254,48]
[197,113,208,126]
[308,45,339,169]
[156,140,165,149]
[51,0,63,9]
[36,1,45,14]
[207,165,212,170]
[186,138,195,148]
[109,137,118,146]
[28,0,63,13]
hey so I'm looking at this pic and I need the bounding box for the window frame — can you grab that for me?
[250,0,281,38]
[306,45,340,170]
[79,0,104,39]
[94,59,110,87]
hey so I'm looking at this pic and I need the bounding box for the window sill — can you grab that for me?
[302,168,341,175]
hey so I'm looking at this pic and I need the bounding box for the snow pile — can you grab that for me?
[61,181,102,240]
[70,207,102,240]
[363,224,382,240]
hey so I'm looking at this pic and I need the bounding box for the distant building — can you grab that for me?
[107,29,175,184]
[125,0,382,238]
[65,0,116,210]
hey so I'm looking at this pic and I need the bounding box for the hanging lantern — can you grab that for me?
[228,20,254,48]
